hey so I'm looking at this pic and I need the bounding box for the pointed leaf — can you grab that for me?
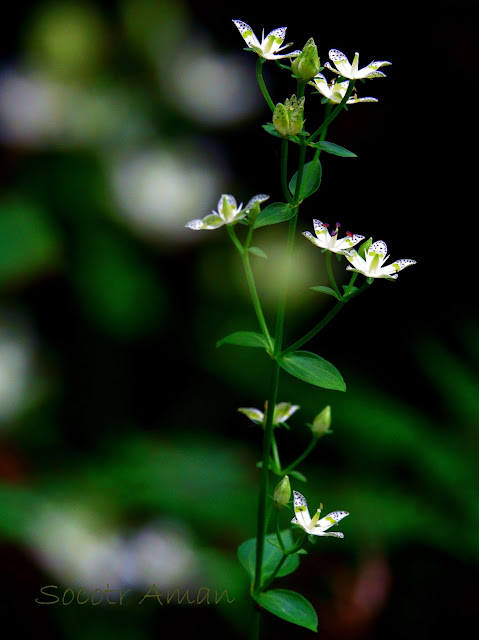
[238,530,300,582]
[289,470,307,482]
[254,202,295,229]
[279,350,346,391]
[310,141,357,157]
[216,331,270,350]
[288,159,322,201]
[248,247,268,259]
[310,285,341,300]
[254,589,318,632]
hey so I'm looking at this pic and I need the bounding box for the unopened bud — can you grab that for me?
[273,95,305,138]
[311,405,332,438]
[291,38,320,82]
[273,475,291,509]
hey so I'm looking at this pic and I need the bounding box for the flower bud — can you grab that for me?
[273,95,305,138]
[291,38,320,82]
[273,475,291,509]
[311,405,332,438]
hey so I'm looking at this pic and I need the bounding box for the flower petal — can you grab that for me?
[292,490,311,530]
[245,193,270,211]
[328,49,352,76]
[264,26,287,46]
[232,20,260,49]
[237,407,264,423]
[369,240,388,257]
[316,510,349,532]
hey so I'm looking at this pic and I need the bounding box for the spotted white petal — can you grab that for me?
[185,213,225,230]
[232,20,261,49]
[369,240,388,256]
[327,49,352,76]
[291,490,312,530]
[315,510,349,532]
[245,193,270,212]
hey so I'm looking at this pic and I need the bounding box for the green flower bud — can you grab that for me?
[273,95,305,138]
[273,475,291,509]
[311,405,332,438]
[291,38,320,82]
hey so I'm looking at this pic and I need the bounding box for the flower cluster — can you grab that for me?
[303,220,416,280]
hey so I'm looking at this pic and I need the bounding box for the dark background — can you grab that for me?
[0,1,478,638]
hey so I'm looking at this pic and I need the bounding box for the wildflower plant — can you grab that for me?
[187,19,416,637]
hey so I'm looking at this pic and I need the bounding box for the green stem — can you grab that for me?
[227,225,274,352]
[281,139,294,205]
[253,360,280,594]
[282,276,373,354]
[283,437,318,473]
[343,271,358,298]
[326,252,341,299]
[306,81,355,145]
[282,300,345,355]
[253,139,307,596]
[256,58,275,112]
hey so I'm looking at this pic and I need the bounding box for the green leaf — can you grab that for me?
[289,470,307,482]
[248,247,268,259]
[279,350,346,391]
[254,202,295,229]
[310,285,341,300]
[254,589,318,632]
[238,530,300,582]
[216,331,270,350]
[288,159,322,201]
[310,140,357,157]
[342,285,358,295]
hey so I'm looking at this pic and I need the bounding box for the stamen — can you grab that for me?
[346,231,353,238]
[323,222,330,228]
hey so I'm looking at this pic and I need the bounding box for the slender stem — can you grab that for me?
[259,555,288,592]
[275,512,286,553]
[253,360,280,594]
[283,437,318,473]
[256,58,275,112]
[283,277,373,354]
[281,139,294,205]
[343,271,358,298]
[282,300,345,355]
[306,81,355,145]
[227,225,274,351]
[253,139,307,596]
[326,252,341,299]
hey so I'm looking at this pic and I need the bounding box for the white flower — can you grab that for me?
[324,49,391,80]
[291,491,348,538]
[238,402,300,426]
[232,20,301,60]
[346,240,416,279]
[309,73,378,104]
[303,220,364,254]
[185,193,269,230]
